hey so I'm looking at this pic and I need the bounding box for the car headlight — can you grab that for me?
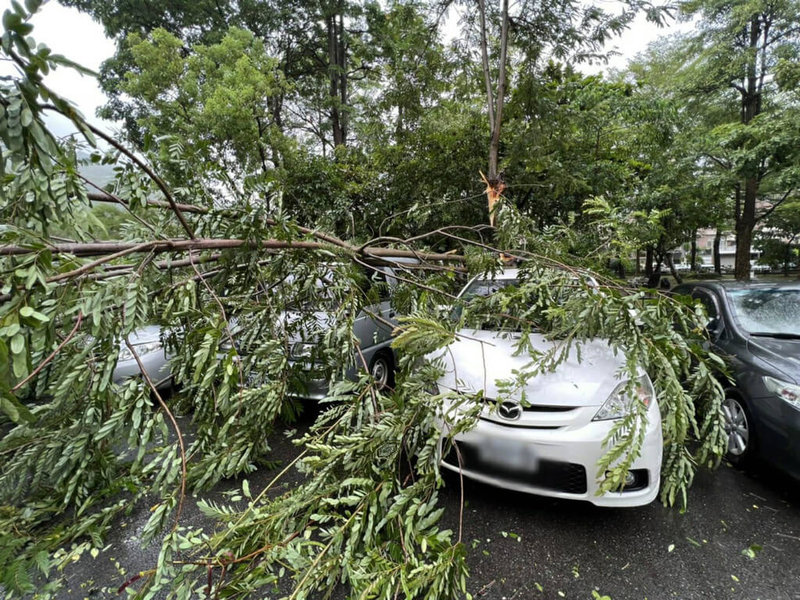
[763,376,800,409]
[118,341,162,362]
[290,342,314,360]
[593,375,654,421]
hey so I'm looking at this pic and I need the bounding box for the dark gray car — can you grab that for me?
[672,281,800,477]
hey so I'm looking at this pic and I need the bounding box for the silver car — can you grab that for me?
[285,262,408,399]
[113,325,173,391]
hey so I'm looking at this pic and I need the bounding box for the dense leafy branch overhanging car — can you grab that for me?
[428,269,663,507]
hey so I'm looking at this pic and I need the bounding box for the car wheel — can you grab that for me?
[722,395,755,464]
[369,352,395,391]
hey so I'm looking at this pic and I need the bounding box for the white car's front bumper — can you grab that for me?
[439,400,663,508]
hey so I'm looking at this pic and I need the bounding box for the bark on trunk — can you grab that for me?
[478,0,509,226]
[690,230,697,272]
[784,241,793,276]
[735,178,758,280]
[645,246,654,278]
[733,16,763,281]
[666,253,682,285]
[713,230,722,274]
[327,9,347,147]
[647,248,664,288]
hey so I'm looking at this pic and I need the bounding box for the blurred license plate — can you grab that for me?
[479,438,538,472]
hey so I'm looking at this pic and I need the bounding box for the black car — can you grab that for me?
[672,282,800,478]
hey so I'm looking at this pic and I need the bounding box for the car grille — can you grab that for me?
[442,442,588,495]
[479,398,582,429]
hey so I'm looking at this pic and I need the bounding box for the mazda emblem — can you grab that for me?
[498,400,522,420]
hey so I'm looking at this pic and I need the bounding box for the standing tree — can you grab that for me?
[678,0,800,279]
[470,0,671,226]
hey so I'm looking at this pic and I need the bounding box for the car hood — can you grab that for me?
[119,325,163,347]
[429,329,631,407]
[746,337,800,385]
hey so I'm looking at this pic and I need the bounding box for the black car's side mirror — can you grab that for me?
[706,316,723,340]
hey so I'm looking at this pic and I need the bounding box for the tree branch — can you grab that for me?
[11,312,83,392]
[125,339,187,533]
[756,188,794,223]
[41,105,197,240]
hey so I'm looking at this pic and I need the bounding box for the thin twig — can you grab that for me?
[125,339,187,532]
[43,105,197,240]
[11,312,83,392]
[79,176,161,236]
[47,242,157,282]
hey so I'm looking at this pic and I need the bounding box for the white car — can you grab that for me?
[430,269,663,507]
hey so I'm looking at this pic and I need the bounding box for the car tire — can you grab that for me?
[722,394,756,465]
[369,352,395,391]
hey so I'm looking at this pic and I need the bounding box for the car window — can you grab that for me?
[726,288,800,335]
[692,290,719,321]
[461,278,519,299]
[371,270,390,301]
[358,266,392,303]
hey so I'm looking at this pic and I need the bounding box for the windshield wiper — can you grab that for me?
[749,332,800,340]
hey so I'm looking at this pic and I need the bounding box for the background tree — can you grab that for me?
[675,0,800,279]
[756,199,800,274]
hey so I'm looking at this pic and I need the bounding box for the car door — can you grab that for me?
[352,267,395,353]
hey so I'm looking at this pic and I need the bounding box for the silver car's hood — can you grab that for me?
[429,329,630,407]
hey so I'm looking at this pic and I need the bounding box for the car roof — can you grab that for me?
[493,268,521,280]
[689,280,800,293]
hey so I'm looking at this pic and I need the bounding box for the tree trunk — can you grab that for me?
[784,239,793,276]
[327,10,346,147]
[647,248,664,288]
[635,249,641,275]
[645,246,654,278]
[666,252,682,285]
[735,178,757,280]
[478,0,509,226]
[713,230,722,274]
[732,16,763,281]
[690,229,697,272]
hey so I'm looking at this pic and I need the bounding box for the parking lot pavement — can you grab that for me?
[439,463,800,600]
[56,419,800,600]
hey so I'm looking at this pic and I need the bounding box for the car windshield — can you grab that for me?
[461,278,519,300]
[455,278,521,330]
[726,288,800,336]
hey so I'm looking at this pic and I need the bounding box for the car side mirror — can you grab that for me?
[706,316,722,340]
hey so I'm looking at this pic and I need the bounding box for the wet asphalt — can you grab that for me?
[55,409,800,600]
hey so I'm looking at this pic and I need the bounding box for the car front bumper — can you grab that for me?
[439,402,662,508]
[113,350,172,390]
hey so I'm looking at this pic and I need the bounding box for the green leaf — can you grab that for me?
[24,0,43,13]
[0,339,8,382]
[10,333,24,354]
[741,544,762,559]
[12,347,28,378]
[0,388,34,424]
[20,108,33,128]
